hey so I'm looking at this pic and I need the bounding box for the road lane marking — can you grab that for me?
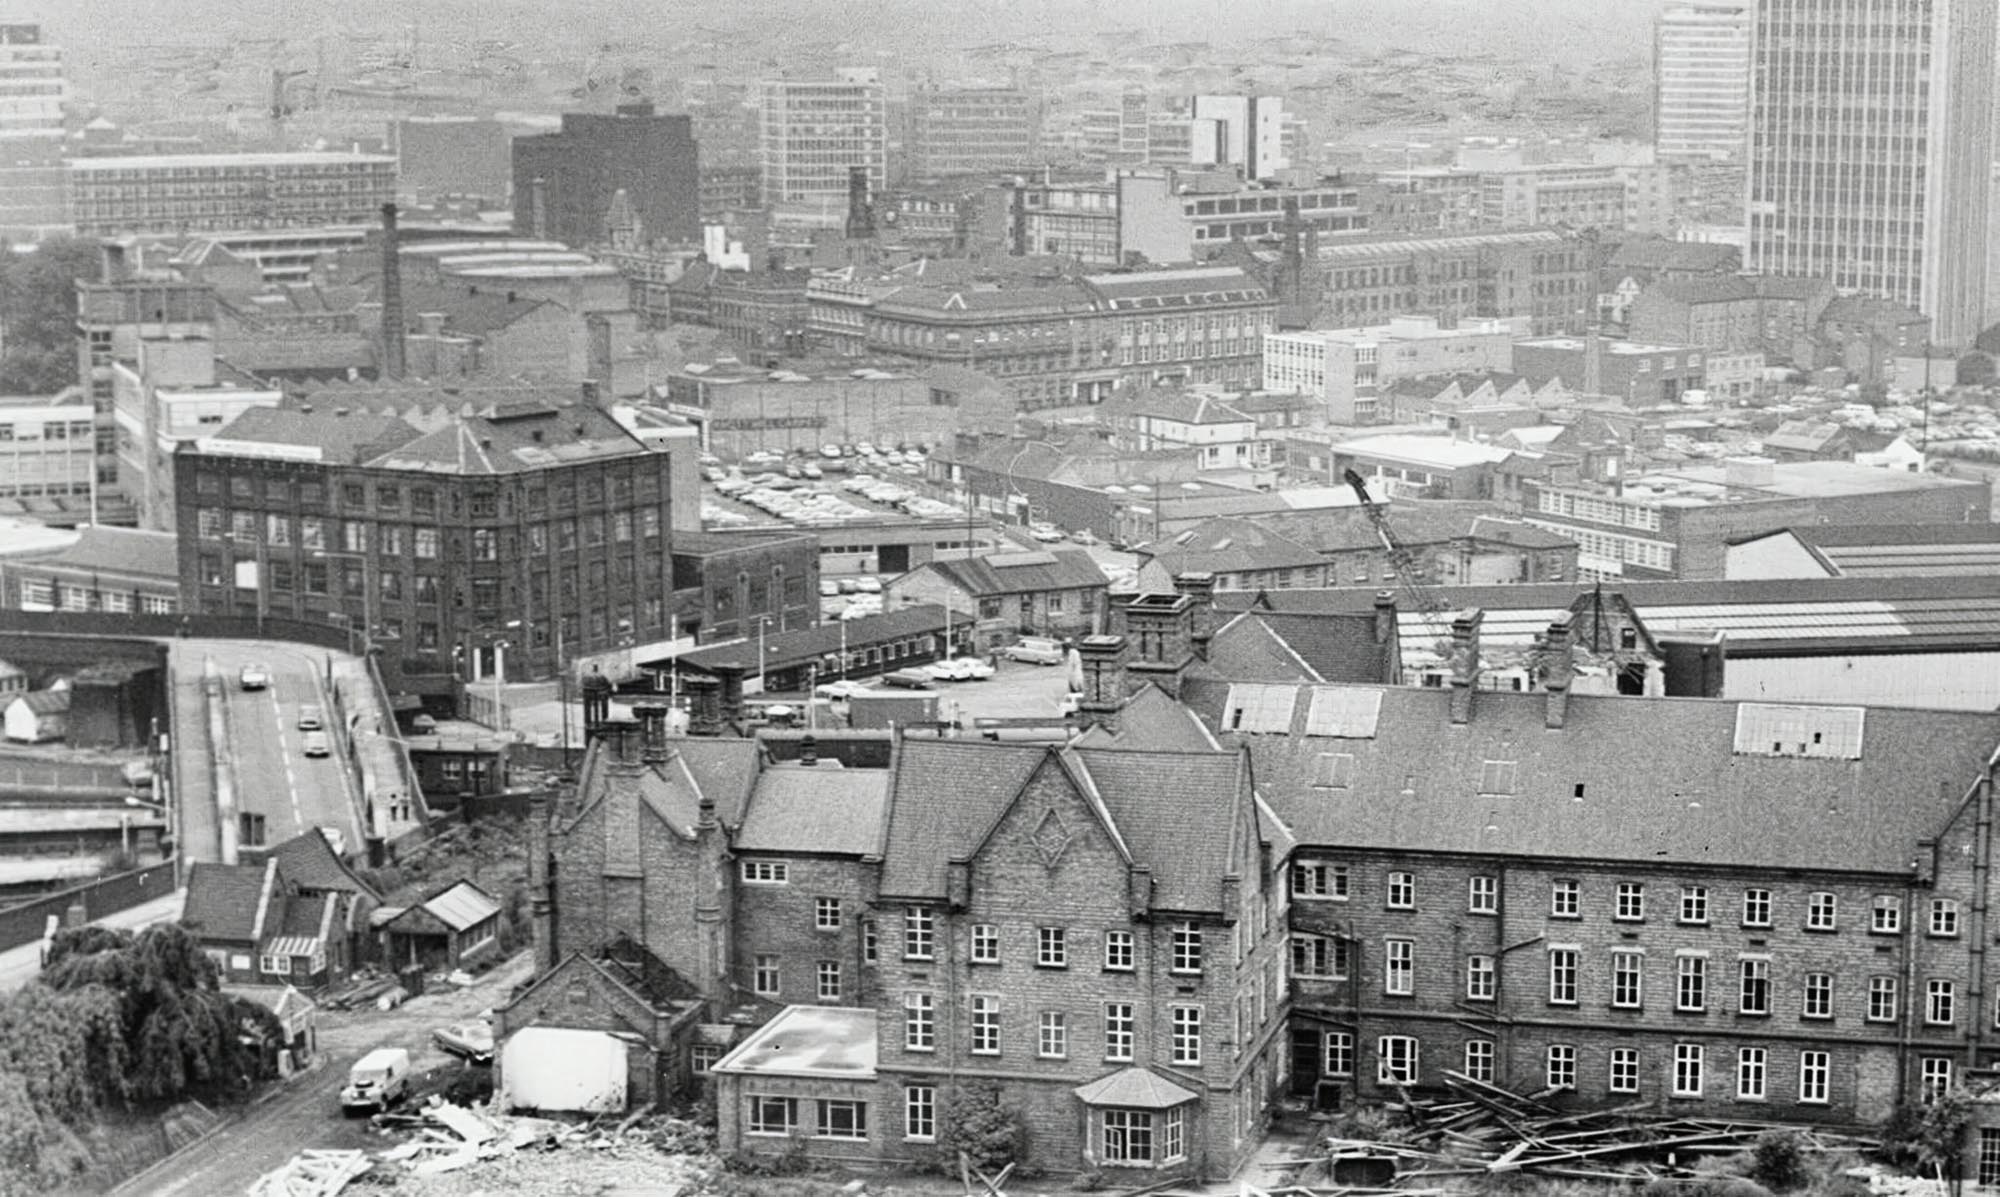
[269,687,304,835]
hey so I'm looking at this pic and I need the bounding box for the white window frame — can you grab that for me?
[1546,1044,1577,1090]
[1615,882,1645,922]
[1672,1043,1704,1098]
[1609,1047,1640,1094]
[904,906,934,961]
[1323,1030,1353,1077]
[753,954,780,997]
[1386,871,1415,909]
[1739,957,1770,1016]
[815,1098,868,1141]
[814,896,841,931]
[1675,955,1707,1012]
[1548,948,1578,1005]
[1104,929,1134,971]
[1466,954,1495,1001]
[816,960,841,1001]
[970,994,1000,1055]
[741,860,789,884]
[1806,891,1837,931]
[1611,950,1644,1009]
[1921,1057,1953,1103]
[1377,1035,1419,1085]
[1798,1051,1830,1104]
[1927,979,1957,1026]
[903,992,935,1052]
[1868,975,1899,1022]
[1930,898,1961,937]
[1871,895,1901,934]
[971,923,999,964]
[1291,860,1349,899]
[1741,887,1771,927]
[1170,923,1202,974]
[1468,875,1497,914]
[1105,1002,1136,1063]
[1038,1010,1068,1059]
[1737,1048,1767,1101]
[1679,885,1708,925]
[1550,879,1580,918]
[1170,1005,1202,1066]
[904,1084,936,1142]
[747,1095,798,1136]
[1802,972,1833,1020]
[1384,938,1414,996]
[1037,926,1068,969]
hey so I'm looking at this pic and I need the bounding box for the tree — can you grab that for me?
[1884,1091,1973,1190]
[40,924,280,1103]
[0,237,100,394]
[930,1081,1024,1178]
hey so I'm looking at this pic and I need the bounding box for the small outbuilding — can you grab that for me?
[375,878,503,972]
[3,689,69,743]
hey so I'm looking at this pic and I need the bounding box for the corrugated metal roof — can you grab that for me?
[419,880,501,931]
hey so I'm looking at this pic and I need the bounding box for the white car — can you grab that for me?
[239,663,271,691]
[854,576,883,594]
[819,578,841,598]
[924,659,972,682]
[1030,526,1066,543]
[814,679,869,701]
[950,656,995,680]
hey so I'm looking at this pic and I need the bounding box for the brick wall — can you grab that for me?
[1289,846,1979,1123]
[734,853,876,1009]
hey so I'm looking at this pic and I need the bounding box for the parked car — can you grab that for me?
[302,730,331,758]
[238,663,271,691]
[951,656,996,680]
[431,1021,494,1065]
[854,575,883,594]
[924,659,972,682]
[881,668,934,690]
[1071,528,1099,546]
[1002,637,1066,665]
[819,578,841,598]
[1029,525,1066,543]
[837,577,860,595]
[814,679,869,701]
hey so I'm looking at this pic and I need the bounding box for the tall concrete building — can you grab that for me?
[758,71,887,213]
[1189,95,1289,180]
[1654,4,1752,161]
[68,152,397,237]
[511,102,699,249]
[904,86,1034,178]
[1746,0,1997,347]
[0,22,68,243]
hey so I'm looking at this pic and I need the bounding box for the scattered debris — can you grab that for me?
[247,1148,372,1196]
[1281,1071,1885,1189]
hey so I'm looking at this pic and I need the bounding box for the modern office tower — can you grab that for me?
[905,86,1034,178]
[1189,95,1290,180]
[510,102,699,248]
[1746,0,1997,347]
[759,70,887,210]
[1654,4,1752,161]
[0,22,69,242]
[67,152,398,237]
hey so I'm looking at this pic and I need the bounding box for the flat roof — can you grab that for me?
[712,1005,876,1079]
[70,151,396,170]
[1335,433,1514,468]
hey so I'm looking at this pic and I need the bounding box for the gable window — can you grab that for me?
[1468,875,1497,914]
[1739,958,1770,1015]
[971,924,999,964]
[1386,872,1415,909]
[741,860,788,885]
[1103,930,1134,971]
[814,897,841,931]
[970,994,1000,1054]
[1384,938,1414,995]
[1676,955,1707,1012]
[904,907,934,961]
[1105,1002,1135,1062]
[1377,1035,1419,1085]
[1293,934,1347,980]
[1615,882,1645,922]
[1931,899,1961,937]
[1550,879,1580,918]
[1548,948,1578,1005]
[1466,954,1495,1001]
[1292,861,1348,899]
[1867,976,1899,1022]
[1038,927,1068,969]
[1170,923,1202,974]
[903,993,934,1051]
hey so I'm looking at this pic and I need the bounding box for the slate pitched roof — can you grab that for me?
[1073,684,1223,750]
[879,741,1049,899]
[921,549,1109,598]
[1071,747,1248,913]
[735,765,891,857]
[268,828,380,900]
[35,526,178,581]
[1184,677,2000,874]
[182,862,273,942]
[1197,613,1327,684]
[1140,518,1325,575]
[209,407,419,466]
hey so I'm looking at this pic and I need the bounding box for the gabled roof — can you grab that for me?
[1071,746,1248,914]
[1074,683,1225,751]
[1112,388,1255,427]
[1761,420,1847,452]
[917,549,1109,599]
[268,828,380,900]
[1198,612,1327,684]
[207,406,419,465]
[9,689,68,716]
[410,879,501,932]
[1139,518,1324,575]
[735,764,890,857]
[879,741,1049,898]
[183,861,274,943]
[1186,677,2000,874]
[1221,610,1393,684]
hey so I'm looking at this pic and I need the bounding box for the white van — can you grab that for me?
[1002,637,1066,666]
[340,1047,410,1113]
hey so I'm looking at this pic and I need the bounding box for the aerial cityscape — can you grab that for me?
[4,0,2000,1194]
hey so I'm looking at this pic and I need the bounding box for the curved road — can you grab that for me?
[167,639,368,868]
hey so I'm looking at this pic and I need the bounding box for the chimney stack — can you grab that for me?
[1542,614,1573,730]
[684,675,723,736]
[527,790,556,974]
[379,203,407,381]
[1373,590,1398,645]
[1448,608,1482,725]
[530,176,549,240]
[1173,573,1217,659]
[1076,634,1127,724]
[634,701,670,762]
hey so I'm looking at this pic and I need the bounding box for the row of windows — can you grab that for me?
[902,993,1204,1065]
[1327,1033,1954,1103]
[901,908,1203,973]
[192,471,652,516]
[193,509,665,554]
[1290,863,1964,935]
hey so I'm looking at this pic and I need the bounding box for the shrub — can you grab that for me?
[1749,1129,1812,1192]
[929,1080,1024,1178]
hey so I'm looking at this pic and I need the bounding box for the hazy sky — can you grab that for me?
[36,0,1664,67]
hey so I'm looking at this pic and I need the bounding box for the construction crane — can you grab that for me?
[1343,468,1444,615]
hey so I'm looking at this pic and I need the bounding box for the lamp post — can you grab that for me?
[756,614,771,692]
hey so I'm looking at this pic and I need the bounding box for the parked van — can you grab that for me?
[340,1047,410,1113]
[1001,637,1066,666]
[881,668,934,690]
[297,705,323,731]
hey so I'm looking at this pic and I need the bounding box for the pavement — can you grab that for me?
[170,638,370,863]
[0,887,185,993]
[111,951,535,1197]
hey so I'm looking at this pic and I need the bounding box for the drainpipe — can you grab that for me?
[1967,763,1995,1071]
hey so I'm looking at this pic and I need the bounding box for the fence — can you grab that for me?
[0,859,177,953]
